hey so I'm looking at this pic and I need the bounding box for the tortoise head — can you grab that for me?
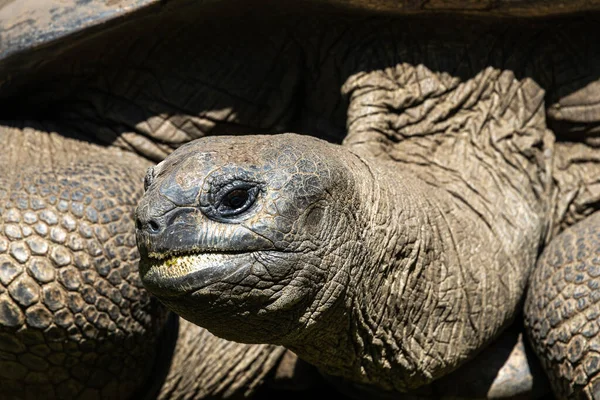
[135,133,364,343]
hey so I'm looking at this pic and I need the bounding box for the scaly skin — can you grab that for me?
[0,126,287,399]
[0,125,162,399]
[2,3,600,398]
[135,117,544,392]
[525,212,600,399]
[135,71,599,398]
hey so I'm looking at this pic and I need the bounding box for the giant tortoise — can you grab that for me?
[1,0,600,399]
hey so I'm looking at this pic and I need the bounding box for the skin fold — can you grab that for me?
[132,11,600,398]
[1,1,600,398]
[136,126,545,392]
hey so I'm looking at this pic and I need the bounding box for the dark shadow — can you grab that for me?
[433,317,552,399]
[0,0,598,150]
[136,312,180,400]
[0,2,596,399]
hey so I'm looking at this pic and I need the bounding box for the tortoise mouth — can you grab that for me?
[140,251,257,298]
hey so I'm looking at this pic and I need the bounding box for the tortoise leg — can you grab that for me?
[0,123,170,399]
[156,318,288,399]
[525,211,600,399]
[0,123,302,399]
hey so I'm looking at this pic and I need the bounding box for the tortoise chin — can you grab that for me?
[140,252,257,298]
[141,250,311,344]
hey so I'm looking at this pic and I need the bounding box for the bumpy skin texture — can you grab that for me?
[525,212,600,399]
[0,127,287,400]
[134,26,600,395]
[0,127,165,399]
[136,121,546,392]
[2,2,600,399]
[324,323,551,399]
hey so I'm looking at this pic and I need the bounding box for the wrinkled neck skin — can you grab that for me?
[282,145,547,392]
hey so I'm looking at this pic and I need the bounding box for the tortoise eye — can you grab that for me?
[200,177,262,223]
[222,189,249,210]
[214,184,260,219]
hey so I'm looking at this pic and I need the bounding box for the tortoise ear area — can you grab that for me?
[143,167,155,191]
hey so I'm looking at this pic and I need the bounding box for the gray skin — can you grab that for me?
[133,12,600,400]
[0,128,288,400]
[2,0,600,399]
[135,125,596,397]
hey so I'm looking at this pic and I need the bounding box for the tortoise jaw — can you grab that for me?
[140,251,256,298]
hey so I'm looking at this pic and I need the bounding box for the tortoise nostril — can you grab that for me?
[136,216,161,234]
[148,220,160,233]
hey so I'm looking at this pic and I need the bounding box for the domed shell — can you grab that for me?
[0,0,162,61]
[2,0,600,67]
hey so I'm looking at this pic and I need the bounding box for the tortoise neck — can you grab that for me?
[283,147,548,392]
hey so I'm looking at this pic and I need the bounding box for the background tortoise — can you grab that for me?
[1,0,600,399]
